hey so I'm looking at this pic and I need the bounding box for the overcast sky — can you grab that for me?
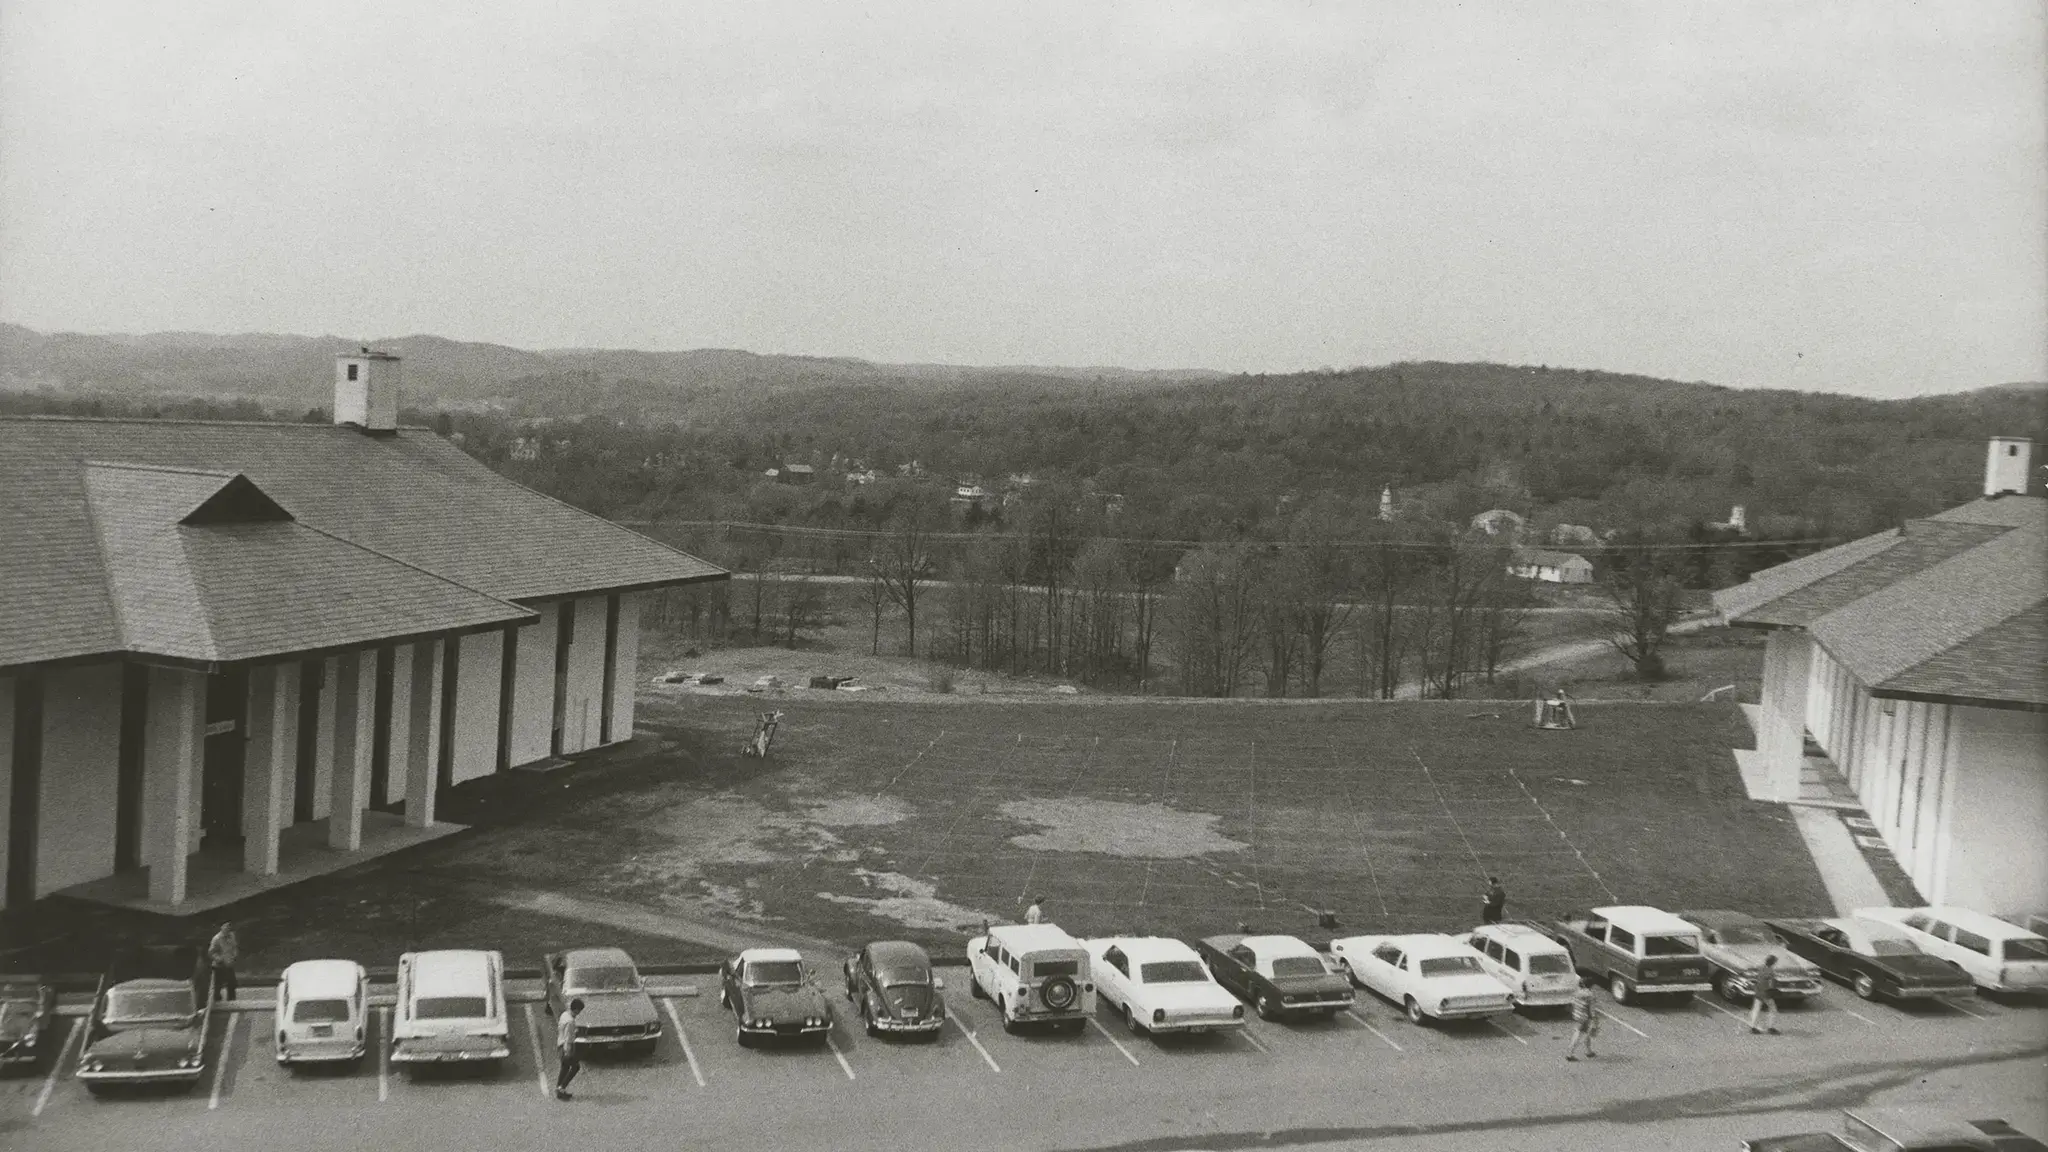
[2,2,2042,396]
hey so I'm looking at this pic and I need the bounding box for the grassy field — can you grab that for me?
[19,691,1818,973]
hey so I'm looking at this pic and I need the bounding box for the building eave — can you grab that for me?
[1866,688,2048,714]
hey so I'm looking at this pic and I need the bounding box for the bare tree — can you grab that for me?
[1284,497,1359,697]
[1599,531,1687,679]
[875,484,943,657]
[1169,544,1261,697]
[1355,526,1419,698]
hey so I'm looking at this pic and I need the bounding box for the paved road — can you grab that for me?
[6,969,2042,1152]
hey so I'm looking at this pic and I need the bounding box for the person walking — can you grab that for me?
[207,922,239,1003]
[1564,977,1599,1061]
[1024,896,1046,925]
[1747,955,1781,1035]
[555,998,584,1100]
[1481,877,1508,925]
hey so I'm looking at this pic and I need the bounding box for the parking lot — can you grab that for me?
[8,958,2045,1152]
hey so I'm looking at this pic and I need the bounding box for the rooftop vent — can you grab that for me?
[1984,437,2033,497]
[334,347,401,434]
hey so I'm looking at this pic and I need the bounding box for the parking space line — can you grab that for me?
[948,1017,1000,1072]
[1341,1010,1403,1052]
[1088,1018,1142,1066]
[210,1010,249,1109]
[1594,1008,1649,1039]
[1835,1005,1880,1027]
[1693,997,1749,1025]
[377,1007,390,1102]
[1236,1026,1270,1054]
[522,1004,552,1098]
[1485,1017,1530,1045]
[660,999,705,1087]
[1941,997,1989,1020]
[33,1017,80,1117]
[825,1034,856,1081]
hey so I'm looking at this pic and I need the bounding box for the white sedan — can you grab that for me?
[1329,933,1514,1025]
[1082,937,1246,1037]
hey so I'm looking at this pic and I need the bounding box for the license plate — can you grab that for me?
[1189,1026,1208,1033]
[312,1025,333,1037]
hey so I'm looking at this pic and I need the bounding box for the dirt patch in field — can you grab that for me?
[815,870,995,933]
[1000,798,1247,858]
[802,795,913,827]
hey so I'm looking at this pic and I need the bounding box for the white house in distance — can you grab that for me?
[0,351,725,912]
[1714,437,2046,918]
[1509,547,1595,584]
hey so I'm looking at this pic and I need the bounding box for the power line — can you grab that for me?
[615,519,1845,553]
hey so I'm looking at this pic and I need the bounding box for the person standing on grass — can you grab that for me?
[207,922,239,1002]
[1481,876,1508,925]
[1747,955,1781,1035]
[1564,977,1599,1061]
[555,998,584,1100]
[1025,896,1046,925]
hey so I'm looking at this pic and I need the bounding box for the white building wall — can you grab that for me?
[510,602,557,766]
[385,644,412,807]
[452,630,505,783]
[1938,706,2048,917]
[38,663,122,895]
[310,656,338,821]
[609,592,642,741]
[0,676,14,903]
[562,596,608,753]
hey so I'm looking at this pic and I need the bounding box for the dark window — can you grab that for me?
[346,364,359,381]
[1952,929,1991,956]
[1501,947,1522,970]
[1608,927,1637,952]
[2010,444,2020,457]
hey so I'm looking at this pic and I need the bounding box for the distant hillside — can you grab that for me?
[0,324,1224,408]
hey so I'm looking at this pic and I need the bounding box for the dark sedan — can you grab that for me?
[720,948,833,1047]
[843,941,946,1038]
[1766,917,1976,1003]
[1195,934,1354,1021]
[544,947,662,1056]
[1,976,57,1072]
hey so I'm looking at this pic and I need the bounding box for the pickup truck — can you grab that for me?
[76,945,213,1093]
[1543,906,1715,1004]
[1743,1107,2048,1151]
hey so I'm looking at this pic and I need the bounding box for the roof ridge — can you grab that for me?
[3,415,434,431]
[83,459,240,479]
[289,520,535,619]
[73,467,134,657]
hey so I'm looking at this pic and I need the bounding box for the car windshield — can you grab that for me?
[1528,954,1573,975]
[414,996,488,1019]
[291,998,352,1024]
[1271,957,1327,978]
[2006,939,2048,962]
[1716,926,1777,945]
[106,989,192,1022]
[745,961,803,986]
[1139,961,1209,983]
[879,971,930,989]
[1418,956,1483,977]
[1866,938,1921,957]
[566,966,641,993]
[1032,959,1080,978]
[1642,934,1700,956]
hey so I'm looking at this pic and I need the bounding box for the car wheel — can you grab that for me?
[970,974,988,1000]
[1404,997,1427,1026]
[1853,973,1878,1001]
[1609,975,1631,1005]
[863,1003,879,1038]
[1256,994,1278,1021]
[1123,1005,1145,1036]
[1716,974,1738,1002]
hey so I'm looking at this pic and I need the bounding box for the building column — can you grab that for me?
[241,663,297,876]
[403,642,442,827]
[328,652,373,851]
[143,667,203,905]
[1758,631,1813,803]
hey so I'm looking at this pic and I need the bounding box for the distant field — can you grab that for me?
[520,693,1832,955]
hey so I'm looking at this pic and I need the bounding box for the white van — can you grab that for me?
[276,960,368,1068]
[1465,923,1578,1008]
[1855,907,2048,995]
[391,950,511,1070]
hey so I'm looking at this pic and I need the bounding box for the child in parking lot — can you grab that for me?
[555,998,584,1100]
[1565,977,1598,1061]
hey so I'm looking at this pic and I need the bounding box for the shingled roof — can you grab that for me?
[1714,496,2048,708]
[0,417,726,671]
